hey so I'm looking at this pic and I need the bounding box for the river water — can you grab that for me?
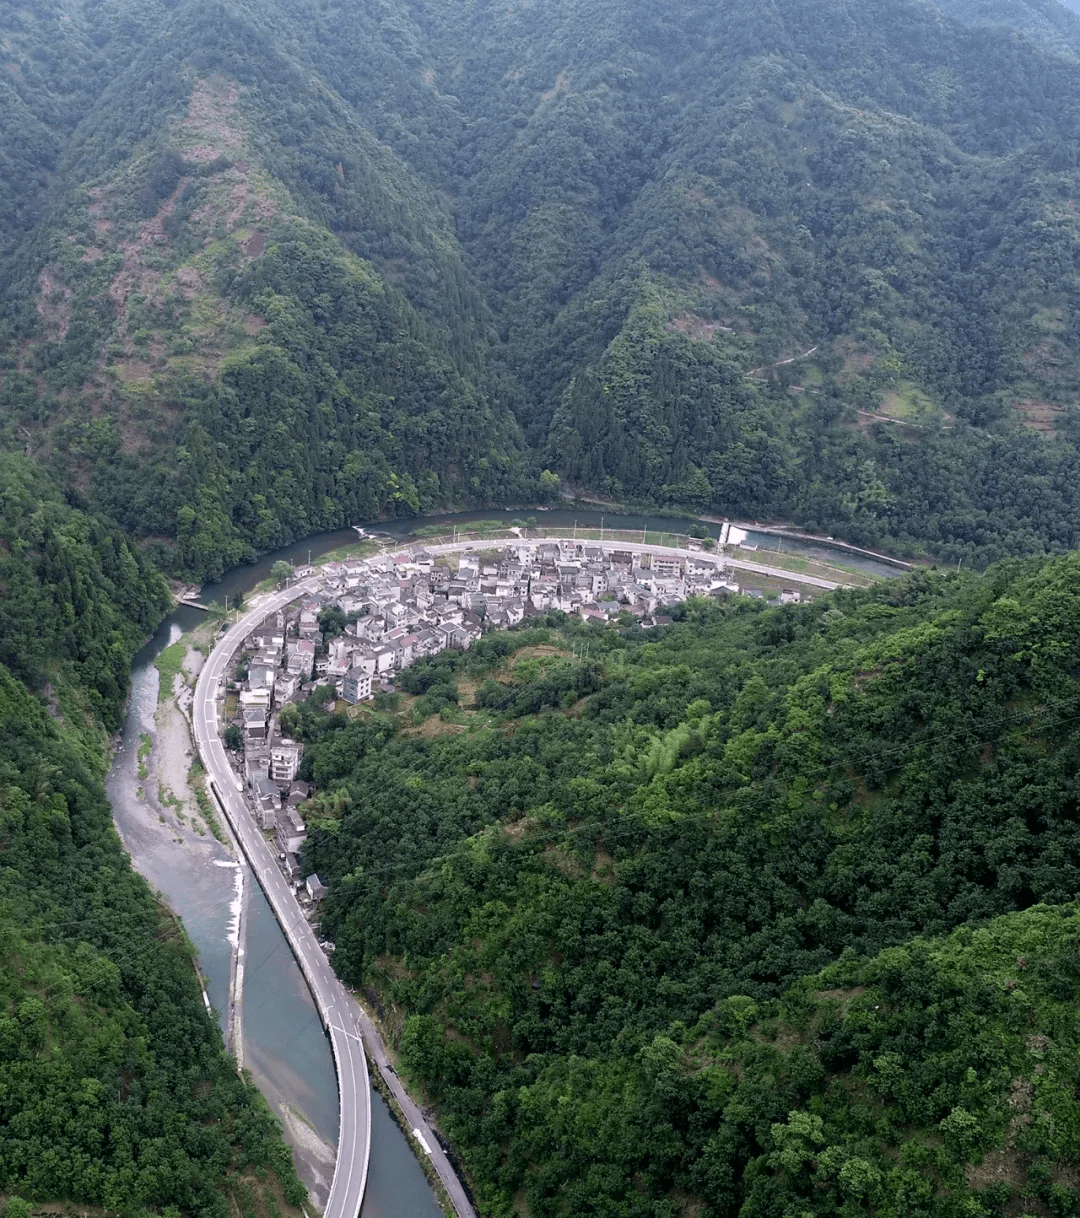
[105,508,904,1215]
[107,614,444,1214]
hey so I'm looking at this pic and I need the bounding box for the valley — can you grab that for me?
[5,0,1080,1215]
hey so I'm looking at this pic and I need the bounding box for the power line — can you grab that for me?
[31,670,1072,997]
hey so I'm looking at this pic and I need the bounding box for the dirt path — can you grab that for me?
[856,408,954,430]
[745,344,818,378]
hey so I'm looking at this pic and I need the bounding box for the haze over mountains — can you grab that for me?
[7,0,1080,573]
[933,0,1080,47]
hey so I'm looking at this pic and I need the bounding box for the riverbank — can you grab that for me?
[116,619,339,1213]
[366,1062,455,1218]
[196,575,483,1218]
[113,570,451,1218]
[563,491,916,570]
[348,987,478,1218]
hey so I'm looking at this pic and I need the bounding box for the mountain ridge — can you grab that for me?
[7,0,1080,572]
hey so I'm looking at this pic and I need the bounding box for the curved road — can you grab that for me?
[191,535,853,1218]
[353,1005,477,1218]
[424,537,853,591]
[193,579,373,1218]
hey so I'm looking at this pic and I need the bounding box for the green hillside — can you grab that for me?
[417,0,1080,561]
[0,0,530,579]
[10,0,1080,570]
[929,0,1080,53]
[297,555,1080,1215]
[9,1,1080,1210]
[0,456,305,1217]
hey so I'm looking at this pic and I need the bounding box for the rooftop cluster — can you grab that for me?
[223,539,803,895]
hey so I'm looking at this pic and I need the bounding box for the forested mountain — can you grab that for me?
[7,3,1080,1214]
[930,0,1080,53]
[0,456,305,1215]
[0,0,530,579]
[294,558,1080,1216]
[7,0,1080,571]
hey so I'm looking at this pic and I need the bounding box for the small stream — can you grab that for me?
[105,508,904,1215]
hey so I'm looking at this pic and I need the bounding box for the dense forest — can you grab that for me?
[8,0,1080,1210]
[0,456,305,1216]
[8,0,1080,571]
[295,557,1080,1215]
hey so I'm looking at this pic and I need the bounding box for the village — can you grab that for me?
[222,537,809,897]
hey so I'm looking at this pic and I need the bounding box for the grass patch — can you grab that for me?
[878,380,939,422]
[731,545,873,586]
[158,783,185,822]
[137,732,152,779]
[412,518,508,539]
[155,640,187,703]
[303,538,381,565]
[189,759,226,844]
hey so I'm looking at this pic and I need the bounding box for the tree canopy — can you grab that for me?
[298,556,1080,1214]
[7,0,1080,570]
[0,457,305,1216]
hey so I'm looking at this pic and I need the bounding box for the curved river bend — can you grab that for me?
[107,509,902,1213]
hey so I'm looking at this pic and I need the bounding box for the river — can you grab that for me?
[108,619,444,1215]
[105,508,904,1215]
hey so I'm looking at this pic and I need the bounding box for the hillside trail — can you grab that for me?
[745,345,818,378]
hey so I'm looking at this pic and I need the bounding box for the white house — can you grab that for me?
[276,805,306,854]
[342,666,373,704]
[270,739,302,783]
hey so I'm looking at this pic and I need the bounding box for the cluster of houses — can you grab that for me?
[225,539,804,896]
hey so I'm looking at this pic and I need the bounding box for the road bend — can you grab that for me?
[191,536,850,1218]
[192,579,372,1218]
[425,537,852,591]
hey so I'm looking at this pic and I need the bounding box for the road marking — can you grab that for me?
[194,575,374,1218]
[331,1025,364,1044]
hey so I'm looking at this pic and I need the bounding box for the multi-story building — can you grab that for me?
[270,739,302,783]
[342,666,373,704]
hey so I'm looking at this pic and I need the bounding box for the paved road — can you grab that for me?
[190,535,851,1218]
[192,579,373,1218]
[351,1004,477,1218]
[423,537,852,591]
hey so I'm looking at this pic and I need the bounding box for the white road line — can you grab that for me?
[192,575,371,1218]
